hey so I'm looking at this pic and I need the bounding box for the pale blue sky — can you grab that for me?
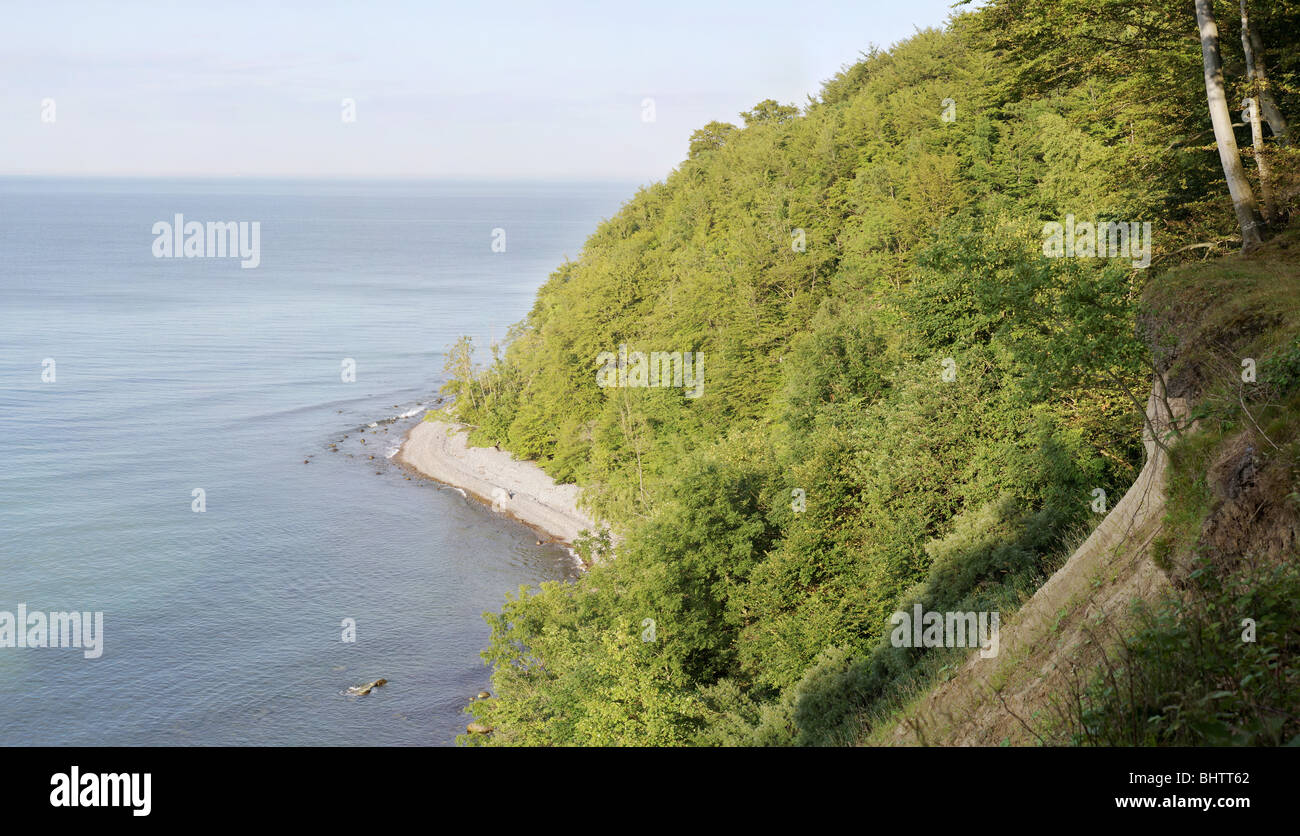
[3,0,965,181]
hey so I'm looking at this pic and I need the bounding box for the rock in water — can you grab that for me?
[347,678,389,696]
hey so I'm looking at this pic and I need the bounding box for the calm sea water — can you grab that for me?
[0,178,631,745]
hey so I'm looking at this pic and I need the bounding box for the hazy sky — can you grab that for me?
[3,0,964,181]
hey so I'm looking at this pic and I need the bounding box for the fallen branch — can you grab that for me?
[1149,240,1239,266]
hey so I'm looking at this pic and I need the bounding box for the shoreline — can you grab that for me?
[396,415,607,552]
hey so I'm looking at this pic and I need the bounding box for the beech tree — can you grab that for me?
[1240,0,1290,146]
[1240,0,1280,223]
[688,121,738,158]
[1195,0,1264,249]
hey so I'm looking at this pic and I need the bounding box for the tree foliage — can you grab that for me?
[449,3,1299,745]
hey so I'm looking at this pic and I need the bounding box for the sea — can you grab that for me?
[0,177,633,745]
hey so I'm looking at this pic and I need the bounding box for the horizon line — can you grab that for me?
[0,172,650,184]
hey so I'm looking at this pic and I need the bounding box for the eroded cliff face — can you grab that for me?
[1186,431,1299,581]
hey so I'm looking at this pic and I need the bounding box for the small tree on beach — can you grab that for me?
[442,335,479,411]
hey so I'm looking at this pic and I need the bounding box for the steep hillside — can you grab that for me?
[875,229,1300,746]
[449,0,1300,746]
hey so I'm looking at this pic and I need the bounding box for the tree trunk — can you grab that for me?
[1243,5,1290,146]
[1197,0,1263,249]
[1243,95,1278,226]
[1241,1,1279,224]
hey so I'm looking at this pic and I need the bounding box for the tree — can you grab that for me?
[688,121,737,158]
[1195,0,1264,249]
[440,335,478,410]
[740,99,799,127]
[1240,0,1280,223]
[1240,0,1290,146]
